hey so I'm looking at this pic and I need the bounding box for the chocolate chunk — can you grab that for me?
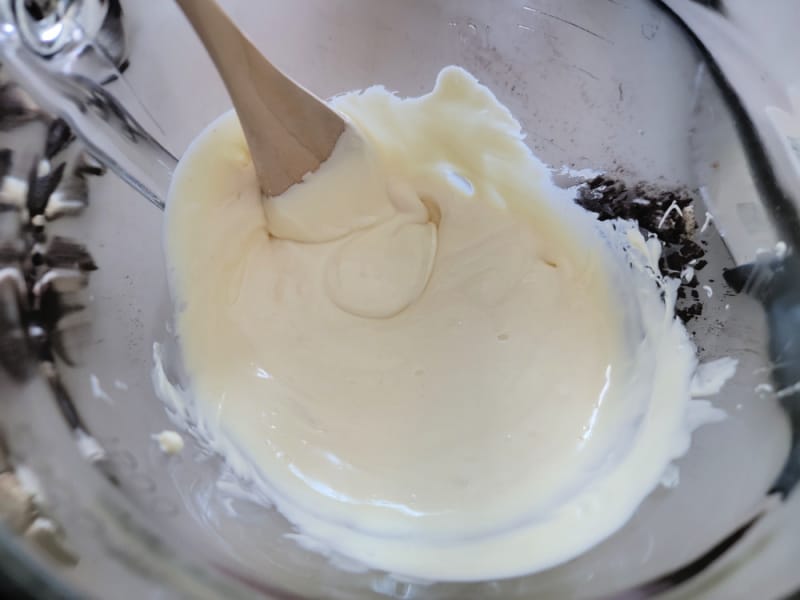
[26,160,65,218]
[573,174,708,324]
[44,119,75,159]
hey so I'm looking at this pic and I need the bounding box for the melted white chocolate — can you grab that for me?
[164,67,730,581]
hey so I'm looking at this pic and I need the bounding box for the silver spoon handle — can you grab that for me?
[0,0,176,209]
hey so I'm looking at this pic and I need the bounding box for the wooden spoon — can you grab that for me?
[175,0,346,197]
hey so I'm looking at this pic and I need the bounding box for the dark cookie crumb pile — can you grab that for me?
[574,175,708,323]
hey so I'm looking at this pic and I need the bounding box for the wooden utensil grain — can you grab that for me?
[175,0,346,196]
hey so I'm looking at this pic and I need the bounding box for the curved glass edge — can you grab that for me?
[0,525,80,600]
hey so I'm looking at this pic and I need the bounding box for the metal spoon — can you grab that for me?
[174,0,347,197]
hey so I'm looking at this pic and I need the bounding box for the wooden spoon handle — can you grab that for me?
[175,0,345,196]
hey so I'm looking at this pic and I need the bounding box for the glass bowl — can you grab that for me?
[0,0,798,598]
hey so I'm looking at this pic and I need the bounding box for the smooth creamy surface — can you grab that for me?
[164,67,729,581]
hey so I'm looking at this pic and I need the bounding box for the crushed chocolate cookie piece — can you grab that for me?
[44,119,75,159]
[45,171,89,220]
[0,149,12,181]
[660,250,687,275]
[574,174,710,323]
[26,160,66,217]
[679,240,705,261]
[44,237,98,272]
[576,176,695,244]
[676,302,703,322]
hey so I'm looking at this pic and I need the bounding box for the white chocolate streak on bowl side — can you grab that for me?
[160,67,735,581]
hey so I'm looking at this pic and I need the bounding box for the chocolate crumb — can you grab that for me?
[26,160,65,217]
[679,240,704,261]
[44,119,75,159]
[676,302,703,322]
[574,174,709,323]
[576,176,695,244]
[0,148,11,181]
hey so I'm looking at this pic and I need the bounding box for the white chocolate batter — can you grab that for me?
[163,67,729,581]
